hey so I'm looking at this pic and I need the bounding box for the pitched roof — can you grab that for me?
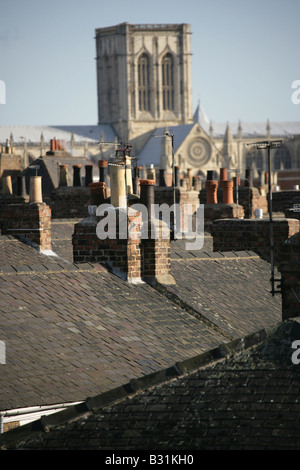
[193,103,300,138]
[0,221,281,417]
[1,318,299,450]
[138,124,195,167]
[210,121,300,139]
[23,154,99,195]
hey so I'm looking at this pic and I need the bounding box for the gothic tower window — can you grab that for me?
[245,149,263,170]
[138,53,150,111]
[162,53,174,111]
[274,146,291,170]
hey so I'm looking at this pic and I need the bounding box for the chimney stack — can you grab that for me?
[140,179,155,221]
[73,165,81,187]
[206,179,218,204]
[159,169,167,187]
[222,180,234,204]
[16,175,28,198]
[245,168,253,187]
[110,163,127,208]
[89,182,106,206]
[98,159,108,183]
[174,166,180,188]
[2,175,13,195]
[147,164,156,183]
[59,165,68,187]
[85,165,93,187]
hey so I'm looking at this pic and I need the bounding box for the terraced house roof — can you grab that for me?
[0,220,289,450]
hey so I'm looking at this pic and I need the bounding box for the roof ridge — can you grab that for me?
[0,323,277,449]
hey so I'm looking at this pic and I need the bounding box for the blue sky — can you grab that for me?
[0,0,299,126]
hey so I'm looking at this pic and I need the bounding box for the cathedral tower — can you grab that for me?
[95,23,193,150]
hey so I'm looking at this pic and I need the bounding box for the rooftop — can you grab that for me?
[1,317,299,450]
[0,220,281,415]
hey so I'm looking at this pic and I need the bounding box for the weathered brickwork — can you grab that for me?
[154,187,200,230]
[233,187,268,219]
[200,186,268,219]
[72,209,172,284]
[204,203,244,232]
[212,218,300,264]
[0,196,51,251]
[142,219,171,281]
[272,190,300,213]
[279,232,300,320]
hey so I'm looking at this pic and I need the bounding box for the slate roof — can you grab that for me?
[1,318,299,450]
[194,102,300,138]
[0,219,285,449]
[210,121,300,139]
[138,124,195,167]
[0,221,281,411]
[137,118,300,168]
[23,155,99,195]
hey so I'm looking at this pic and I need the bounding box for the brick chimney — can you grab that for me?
[73,148,175,285]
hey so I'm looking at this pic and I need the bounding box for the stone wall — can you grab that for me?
[212,218,300,264]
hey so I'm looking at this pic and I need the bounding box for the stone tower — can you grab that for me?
[95,22,193,152]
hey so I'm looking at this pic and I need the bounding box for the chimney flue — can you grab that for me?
[85,165,93,187]
[16,175,27,198]
[206,180,218,204]
[2,175,13,195]
[73,165,81,187]
[140,179,155,220]
[147,165,156,184]
[110,163,127,208]
[159,169,166,187]
[98,160,108,183]
[29,176,43,203]
[59,165,68,187]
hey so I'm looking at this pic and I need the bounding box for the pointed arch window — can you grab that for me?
[274,146,291,170]
[138,53,150,111]
[162,53,174,111]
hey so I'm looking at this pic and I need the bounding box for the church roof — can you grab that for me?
[193,102,300,139]
[137,124,195,167]
[211,121,300,139]
[0,125,117,145]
